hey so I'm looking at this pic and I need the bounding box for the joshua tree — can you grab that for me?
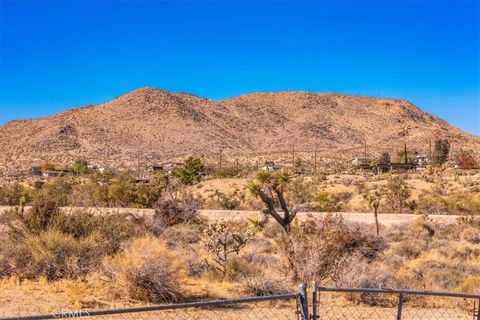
[203,220,250,278]
[363,190,381,236]
[247,170,310,234]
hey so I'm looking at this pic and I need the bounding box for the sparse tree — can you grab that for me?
[378,152,391,165]
[455,150,477,169]
[174,156,205,185]
[432,139,450,165]
[247,170,310,234]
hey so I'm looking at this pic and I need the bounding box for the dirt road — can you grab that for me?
[0,206,460,226]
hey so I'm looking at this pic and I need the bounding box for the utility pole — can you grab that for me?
[219,149,223,170]
[292,144,295,169]
[403,126,410,164]
[364,140,367,160]
[313,151,317,174]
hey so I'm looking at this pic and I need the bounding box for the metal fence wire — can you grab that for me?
[2,284,480,320]
[311,284,480,320]
[0,292,303,320]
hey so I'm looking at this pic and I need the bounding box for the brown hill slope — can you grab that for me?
[0,88,478,170]
[222,92,478,153]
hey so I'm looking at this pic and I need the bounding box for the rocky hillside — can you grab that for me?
[0,87,478,170]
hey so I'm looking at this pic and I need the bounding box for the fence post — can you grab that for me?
[396,293,404,320]
[312,281,318,320]
[477,298,480,320]
[299,283,309,320]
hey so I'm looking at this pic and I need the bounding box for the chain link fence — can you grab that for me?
[2,284,479,320]
[311,285,480,320]
[0,292,303,320]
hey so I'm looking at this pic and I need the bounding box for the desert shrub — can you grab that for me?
[22,230,102,280]
[384,175,412,213]
[378,152,391,165]
[225,256,259,281]
[7,197,61,238]
[3,198,135,280]
[287,178,315,204]
[152,192,197,235]
[0,181,32,206]
[457,276,480,294]
[261,220,285,239]
[461,226,480,244]
[35,177,76,206]
[239,273,291,296]
[418,192,480,215]
[206,187,246,210]
[245,237,273,254]
[160,222,203,247]
[0,233,21,277]
[183,251,208,278]
[313,192,341,212]
[247,213,268,234]
[337,258,396,306]
[53,209,134,254]
[7,198,133,253]
[286,214,384,283]
[211,165,248,178]
[417,193,449,215]
[173,156,205,185]
[103,237,183,303]
[393,242,480,291]
[391,239,424,260]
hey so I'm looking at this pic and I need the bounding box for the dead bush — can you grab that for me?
[103,237,183,303]
[152,192,197,235]
[286,214,385,283]
[337,257,396,306]
[384,175,412,213]
[239,273,291,296]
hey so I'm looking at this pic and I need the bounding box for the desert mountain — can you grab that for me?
[0,87,478,170]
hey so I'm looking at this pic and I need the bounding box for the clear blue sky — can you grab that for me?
[1,1,479,135]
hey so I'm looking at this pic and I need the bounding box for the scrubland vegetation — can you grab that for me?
[0,156,479,313]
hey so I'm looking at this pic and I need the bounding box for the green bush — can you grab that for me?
[314,192,341,212]
[173,157,205,185]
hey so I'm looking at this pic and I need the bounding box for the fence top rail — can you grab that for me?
[315,287,480,299]
[0,292,299,320]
